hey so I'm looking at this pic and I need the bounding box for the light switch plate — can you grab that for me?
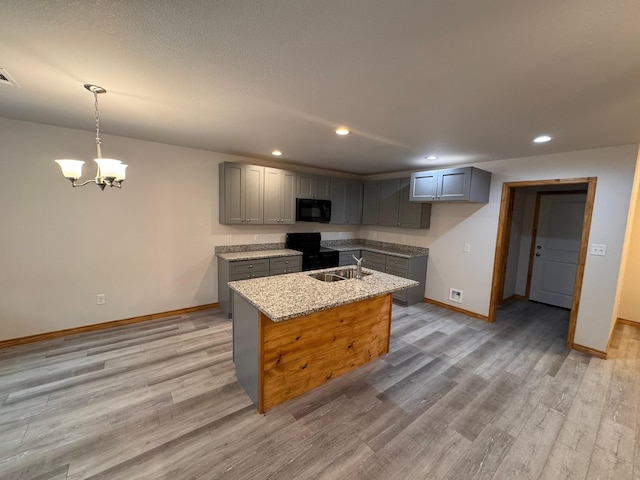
[590,244,607,256]
[463,243,471,253]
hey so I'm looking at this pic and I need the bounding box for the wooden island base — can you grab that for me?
[233,292,393,413]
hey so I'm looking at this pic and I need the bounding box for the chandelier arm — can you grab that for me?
[71,179,98,188]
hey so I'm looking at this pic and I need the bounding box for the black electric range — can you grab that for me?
[285,232,339,271]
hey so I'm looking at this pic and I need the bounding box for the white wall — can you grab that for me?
[0,118,358,341]
[616,149,640,323]
[514,190,536,296]
[2,117,638,353]
[502,189,526,299]
[361,144,639,352]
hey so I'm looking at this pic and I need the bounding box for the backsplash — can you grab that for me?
[216,239,429,256]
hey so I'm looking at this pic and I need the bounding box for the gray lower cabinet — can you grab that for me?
[363,179,430,228]
[361,251,386,272]
[409,166,491,203]
[218,255,303,317]
[338,250,361,267]
[264,167,296,225]
[361,251,427,306]
[269,255,302,275]
[219,162,264,225]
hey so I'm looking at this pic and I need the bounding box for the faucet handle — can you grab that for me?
[352,254,364,264]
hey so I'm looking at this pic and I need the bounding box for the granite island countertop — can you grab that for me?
[216,249,302,261]
[229,267,418,322]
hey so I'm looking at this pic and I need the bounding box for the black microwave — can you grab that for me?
[296,198,331,223]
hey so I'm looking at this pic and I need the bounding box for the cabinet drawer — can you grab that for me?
[385,264,409,278]
[270,266,302,276]
[229,258,270,275]
[269,256,302,270]
[361,251,385,264]
[338,250,361,265]
[394,289,408,303]
[229,270,270,281]
[362,251,385,272]
[385,255,409,270]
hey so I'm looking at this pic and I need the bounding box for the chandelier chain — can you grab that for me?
[94,91,101,149]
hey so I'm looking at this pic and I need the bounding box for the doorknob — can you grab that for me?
[535,252,541,257]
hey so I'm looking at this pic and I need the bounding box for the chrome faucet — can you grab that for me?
[352,254,365,280]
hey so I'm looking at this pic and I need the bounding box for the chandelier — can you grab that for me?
[54,84,127,190]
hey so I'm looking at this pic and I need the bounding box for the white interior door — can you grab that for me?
[529,193,586,309]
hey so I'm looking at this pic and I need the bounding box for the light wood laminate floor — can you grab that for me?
[0,300,638,479]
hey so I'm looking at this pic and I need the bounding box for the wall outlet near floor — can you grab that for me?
[449,288,463,303]
[96,294,106,305]
[590,244,607,256]
[463,243,471,253]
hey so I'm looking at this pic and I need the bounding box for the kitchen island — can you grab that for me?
[229,267,418,412]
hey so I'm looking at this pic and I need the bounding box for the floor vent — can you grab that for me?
[0,69,18,87]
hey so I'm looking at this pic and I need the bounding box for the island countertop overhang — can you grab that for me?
[229,267,418,322]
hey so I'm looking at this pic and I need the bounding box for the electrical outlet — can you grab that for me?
[226,235,232,244]
[463,243,471,253]
[590,244,607,256]
[449,288,463,303]
[254,234,260,242]
[96,294,106,305]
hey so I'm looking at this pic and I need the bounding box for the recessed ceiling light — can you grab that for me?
[335,127,350,136]
[271,150,283,156]
[425,155,438,160]
[533,135,552,143]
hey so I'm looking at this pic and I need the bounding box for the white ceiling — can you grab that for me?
[1,0,639,174]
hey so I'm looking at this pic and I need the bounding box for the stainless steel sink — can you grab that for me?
[308,272,346,282]
[332,268,371,279]
[308,268,371,282]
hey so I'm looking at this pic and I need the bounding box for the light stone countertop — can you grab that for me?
[217,249,302,261]
[229,267,418,322]
[328,244,428,258]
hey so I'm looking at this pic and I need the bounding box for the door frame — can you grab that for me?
[488,177,597,348]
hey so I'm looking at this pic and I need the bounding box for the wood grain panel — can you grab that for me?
[259,294,392,412]
[262,297,391,370]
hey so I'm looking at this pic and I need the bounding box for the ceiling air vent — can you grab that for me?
[0,68,19,87]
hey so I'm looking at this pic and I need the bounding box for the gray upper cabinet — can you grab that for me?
[362,181,381,225]
[379,179,401,227]
[397,178,431,228]
[264,167,296,225]
[363,179,430,229]
[410,166,491,203]
[297,173,331,199]
[219,162,264,225]
[345,180,363,224]
[330,178,363,224]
